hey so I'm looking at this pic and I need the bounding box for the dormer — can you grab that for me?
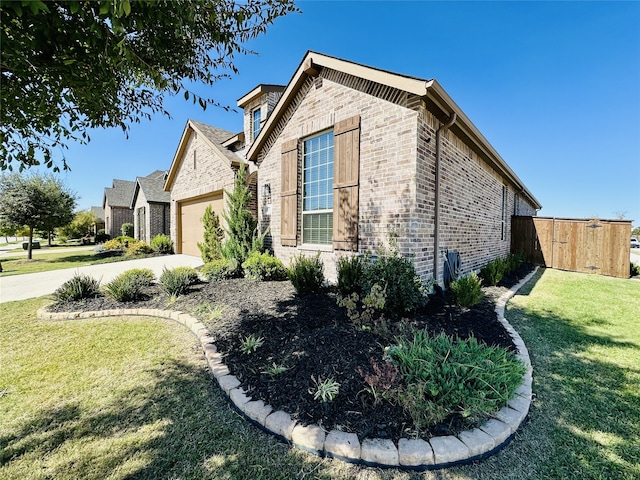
[237,84,286,147]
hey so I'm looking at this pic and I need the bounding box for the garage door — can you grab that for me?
[178,193,224,256]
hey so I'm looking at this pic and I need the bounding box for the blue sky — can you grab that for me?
[46,1,640,226]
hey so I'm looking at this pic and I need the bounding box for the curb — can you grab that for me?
[37,267,538,471]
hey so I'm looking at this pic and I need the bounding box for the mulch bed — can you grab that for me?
[47,264,533,443]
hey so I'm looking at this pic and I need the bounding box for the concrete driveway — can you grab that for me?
[0,254,204,303]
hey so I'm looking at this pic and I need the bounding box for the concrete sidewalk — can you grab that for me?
[0,254,204,303]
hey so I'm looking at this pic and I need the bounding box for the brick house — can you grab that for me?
[167,51,541,284]
[102,179,135,238]
[164,119,259,256]
[130,170,171,243]
[89,206,105,236]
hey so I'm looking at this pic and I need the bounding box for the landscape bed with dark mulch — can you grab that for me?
[47,264,533,443]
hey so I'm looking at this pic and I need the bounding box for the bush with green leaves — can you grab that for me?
[120,223,134,237]
[242,251,288,281]
[337,255,365,295]
[159,266,198,297]
[126,241,153,256]
[386,331,526,428]
[360,241,426,315]
[150,234,174,254]
[506,251,527,272]
[288,252,324,293]
[54,273,101,302]
[479,257,507,286]
[103,236,137,251]
[198,205,224,262]
[95,229,110,243]
[103,269,154,302]
[221,163,259,264]
[450,272,484,307]
[201,258,241,281]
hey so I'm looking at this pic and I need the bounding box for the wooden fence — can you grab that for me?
[511,216,632,278]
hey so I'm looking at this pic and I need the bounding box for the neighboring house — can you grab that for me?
[165,51,541,284]
[163,119,260,256]
[245,51,541,284]
[103,179,135,238]
[130,170,171,243]
[90,206,105,235]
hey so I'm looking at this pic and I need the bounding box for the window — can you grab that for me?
[501,185,508,240]
[302,130,334,244]
[252,108,261,140]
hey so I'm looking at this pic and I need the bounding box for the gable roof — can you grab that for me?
[131,171,170,207]
[103,179,135,208]
[164,119,244,191]
[237,84,286,108]
[91,206,104,222]
[247,51,541,210]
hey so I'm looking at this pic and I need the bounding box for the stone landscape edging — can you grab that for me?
[37,266,538,471]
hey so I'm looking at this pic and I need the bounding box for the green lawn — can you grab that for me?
[0,249,147,276]
[1,269,638,479]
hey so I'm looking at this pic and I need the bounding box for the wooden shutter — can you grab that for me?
[280,139,298,246]
[333,115,360,251]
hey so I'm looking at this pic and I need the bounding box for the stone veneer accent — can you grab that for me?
[37,268,537,471]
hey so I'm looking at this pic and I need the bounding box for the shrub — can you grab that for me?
[450,272,484,307]
[479,257,507,286]
[198,205,224,262]
[159,267,198,297]
[103,269,154,302]
[221,163,258,264]
[337,255,365,295]
[123,268,155,286]
[242,251,288,281]
[95,229,110,243]
[631,262,640,277]
[121,223,134,237]
[506,251,527,273]
[150,234,174,254]
[288,253,324,293]
[360,241,426,315]
[103,238,123,251]
[201,258,241,281]
[126,241,153,256]
[386,331,526,428]
[103,236,137,251]
[54,274,101,302]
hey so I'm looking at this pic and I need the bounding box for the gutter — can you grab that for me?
[434,112,457,285]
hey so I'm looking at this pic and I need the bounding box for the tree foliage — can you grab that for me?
[0,173,76,258]
[198,204,224,263]
[222,163,261,263]
[58,209,97,239]
[0,0,297,171]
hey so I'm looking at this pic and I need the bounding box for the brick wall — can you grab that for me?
[148,203,170,241]
[108,206,134,238]
[257,69,420,281]
[255,68,538,285]
[168,131,237,245]
[416,108,538,284]
[132,188,147,241]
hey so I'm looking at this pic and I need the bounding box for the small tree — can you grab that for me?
[198,205,224,262]
[121,223,134,238]
[0,173,76,258]
[222,163,260,263]
[58,209,97,239]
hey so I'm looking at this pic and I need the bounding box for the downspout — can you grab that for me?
[433,112,457,285]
